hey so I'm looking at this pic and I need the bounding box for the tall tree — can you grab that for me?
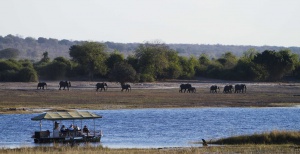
[217,52,238,69]
[106,50,124,72]
[40,51,50,63]
[69,42,108,80]
[108,62,137,85]
[253,49,298,81]
[135,42,179,80]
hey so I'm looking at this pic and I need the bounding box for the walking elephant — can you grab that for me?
[59,81,71,90]
[223,85,233,93]
[121,84,131,92]
[234,84,246,93]
[37,82,47,90]
[179,84,192,93]
[96,82,108,92]
[210,85,220,93]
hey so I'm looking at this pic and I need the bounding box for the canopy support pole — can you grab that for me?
[39,120,42,131]
[80,120,83,134]
[94,119,95,136]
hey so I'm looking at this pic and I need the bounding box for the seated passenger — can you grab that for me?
[74,125,81,136]
[69,124,74,131]
[60,125,66,131]
[83,125,90,134]
[60,125,67,136]
[74,125,80,131]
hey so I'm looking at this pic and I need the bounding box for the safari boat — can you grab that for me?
[31,111,102,143]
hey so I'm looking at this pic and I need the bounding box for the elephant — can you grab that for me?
[187,87,196,93]
[121,84,131,92]
[234,84,247,93]
[179,84,192,93]
[210,85,220,93]
[37,82,47,90]
[223,85,233,93]
[59,81,71,90]
[96,82,108,92]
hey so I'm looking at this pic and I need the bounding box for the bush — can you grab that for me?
[140,74,155,82]
[0,59,22,72]
[212,130,300,145]
[16,67,38,82]
[0,70,18,81]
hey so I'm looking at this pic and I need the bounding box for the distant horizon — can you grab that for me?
[1,33,298,48]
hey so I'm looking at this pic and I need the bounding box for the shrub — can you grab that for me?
[16,67,38,82]
[212,130,300,145]
[140,73,155,82]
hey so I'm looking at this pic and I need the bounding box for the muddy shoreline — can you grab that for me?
[1,80,300,114]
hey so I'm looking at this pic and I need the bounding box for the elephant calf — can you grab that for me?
[37,82,47,90]
[187,87,196,93]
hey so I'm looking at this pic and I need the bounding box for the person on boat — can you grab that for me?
[83,125,90,135]
[68,124,75,137]
[74,125,80,131]
[60,125,67,136]
[60,125,66,131]
[69,124,74,131]
[54,121,59,130]
[74,125,80,136]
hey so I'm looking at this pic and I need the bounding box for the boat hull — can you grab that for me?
[33,136,101,143]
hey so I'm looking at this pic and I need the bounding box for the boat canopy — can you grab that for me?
[31,111,102,121]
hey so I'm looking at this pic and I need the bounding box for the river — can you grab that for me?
[0,107,299,148]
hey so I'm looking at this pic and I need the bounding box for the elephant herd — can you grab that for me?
[223,84,247,93]
[37,81,246,93]
[179,83,247,94]
[37,81,131,92]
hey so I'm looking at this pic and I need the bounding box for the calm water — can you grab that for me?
[0,107,300,148]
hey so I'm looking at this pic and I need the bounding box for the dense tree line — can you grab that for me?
[1,34,300,60]
[0,41,299,82]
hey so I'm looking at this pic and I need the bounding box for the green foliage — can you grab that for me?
[164,63,182,79]
[0,59,37,81]
[196,54,211,76]
[0,59,22,72]
[212,130,300,145]
[139,73,155,82]
[196,49,298,81]
[16,67,38,82]
[199,53,210,65]
[243,48,259,60]
[106,51,124,72]
[1,35,300,82]
[69,42,108,80]
[135,43,180,80]
[253,49,298,81]
[108,62,137,84]
[293,62,300,79]
[35,56,73,80]
[178,56,199,79]
[217,52,238,69]
[126,55,139,71]
[46,62,67,80]
[205,61,223,78]
[233,59,268,81]
[0,48,20,59]
[40,51,50,63]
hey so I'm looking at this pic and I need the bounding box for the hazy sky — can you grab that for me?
[1,0,299,47]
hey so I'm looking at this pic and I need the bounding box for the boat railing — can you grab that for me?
[81,130,103,137]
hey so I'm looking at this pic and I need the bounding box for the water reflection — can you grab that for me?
[0,107,299,148]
